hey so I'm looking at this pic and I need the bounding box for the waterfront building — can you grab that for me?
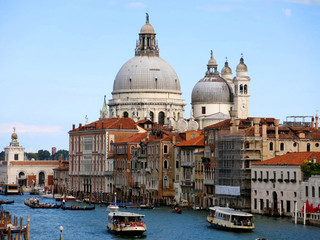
[204,115,320,211]
[107,14,186,128]
[251,152,320,216]
[191,52,251,129]
[176,133,204,207]
[68,117,143,196]
[300,175,320,210]
[53,157,69,195]
[0,130,59,188]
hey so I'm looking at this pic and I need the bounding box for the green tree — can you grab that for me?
[38,150,51,160]
[25,152,38,160]
[51,150,69,160]
[0,151,5,161]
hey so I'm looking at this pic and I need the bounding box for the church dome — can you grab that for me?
[236,56,248,72]
[140,23,155,34]
[221,60,232,75]
[112,56,181,94]
[192,51,233,104]
[192,76,233,103]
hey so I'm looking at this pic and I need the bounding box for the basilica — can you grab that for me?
[101,14,251,130]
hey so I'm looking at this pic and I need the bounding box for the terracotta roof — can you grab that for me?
[252,152,320,166]
[176,135,204,147]
[11,161,60,166]
[115,132,155,143]
[71,118,137,132]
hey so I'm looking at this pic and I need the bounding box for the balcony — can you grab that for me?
[181,180,194,187]
[145,168,151,173]
[116,183,122,189]
[203,179,214,185]
[104,170,113,176]
[181,161,194,167]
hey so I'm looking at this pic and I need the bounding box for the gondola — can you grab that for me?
[0,200,14,204]
[25,203,61,209]
[61,205,95,210]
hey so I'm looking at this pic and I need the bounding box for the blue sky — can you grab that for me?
[0,0,319,152]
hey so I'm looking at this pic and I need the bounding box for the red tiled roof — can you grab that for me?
[252,152,320,166]
[176,135,204,147]
[71,118,137,132]
[115,132,155,143]
[11,161,60,166]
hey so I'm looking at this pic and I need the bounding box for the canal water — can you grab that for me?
[1,194,320,240]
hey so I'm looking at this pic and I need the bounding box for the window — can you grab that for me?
[254,198,257,209]
[14,154,18,160]
[191,134,195,139]
[240,84,243,94]
[307,143,311,152]
[176,161,179,168]
[306,186,309,197]
[312,186,315,197]
[280,143,284,151]
[316,143,319,147]
[269,142,273,151]
[244,84,248,94]
[163,145,168,154]
[164,160,168,169]
[202,106,206,114]
[158,112,165,125]
[164,176,168,188]
[150,111,154,122]
[123,111,129,118]
[176,175,179,181]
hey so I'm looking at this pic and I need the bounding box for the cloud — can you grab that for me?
[0,123,62,135]
[125,2,147,9]
[283,0,320,5]
[283,8,292,17]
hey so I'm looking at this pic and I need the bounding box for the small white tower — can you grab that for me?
[4,128,25,163]
[233,54,250,119]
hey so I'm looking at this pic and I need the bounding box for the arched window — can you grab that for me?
[164,160,168,169]
[240,84,243,94]
[123,111,129,118]
[158,111,165,125]
[307,143,311,152]
[164,176,168,188]
[244,84,248,94]
[19,172,25,178]
[150,111,154,122]
[269,142,273,151]
[39,172,45,185]
[245,141,250,149]
[280,143,285,151]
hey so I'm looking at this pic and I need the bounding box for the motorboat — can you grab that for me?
[107,193,119,212]
[107,212,147,236]
[206,206,254,232]
[55,195,76,202]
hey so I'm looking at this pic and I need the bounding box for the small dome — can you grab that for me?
[236,57,248,72]
[140,23,155,34]
[221,61,232,75]
[192,76,233,104]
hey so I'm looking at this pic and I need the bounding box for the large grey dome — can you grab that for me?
[112,56,181,94]
[192,76,233,104]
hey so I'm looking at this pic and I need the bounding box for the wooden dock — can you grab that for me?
[0,210,30,240]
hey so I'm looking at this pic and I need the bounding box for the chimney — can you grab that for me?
[72,124,75,130]
[172,135,176,143]
[253,118,260,137]
[101,121,104,129]
[229,110,237,124]
[312,117,315,128]
[274,119,280,139]
[79,123,82,129]
[262,123,267,138]
[147,132,150,140]
[235,119,240,131]
[316,114,319,129]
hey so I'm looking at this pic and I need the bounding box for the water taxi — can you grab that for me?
[0,184,19,195]
[206,206,254,232]
[107,212,147,236]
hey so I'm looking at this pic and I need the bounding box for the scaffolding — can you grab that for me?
[283,116,313,127]
[215,130,252,210]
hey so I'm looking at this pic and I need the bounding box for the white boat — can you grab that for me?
[107,193,119,212]
[206,206,255,232]
[107,212,147,236]
[42,193,62,199]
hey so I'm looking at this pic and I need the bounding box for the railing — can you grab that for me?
[145,168,151,173]
[104,171,113,176]
[181,180,194,186]
[181,161,194,167]
[203,179,214,185]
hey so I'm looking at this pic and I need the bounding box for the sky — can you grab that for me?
[0,0,319,152]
